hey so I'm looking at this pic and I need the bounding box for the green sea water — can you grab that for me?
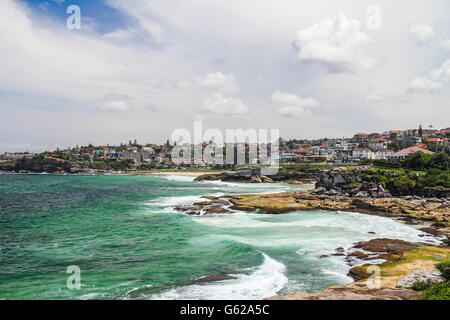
[0,174,442,300]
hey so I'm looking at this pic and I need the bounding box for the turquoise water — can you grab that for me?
[0,174,442,300]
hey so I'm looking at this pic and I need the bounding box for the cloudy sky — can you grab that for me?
[1,0,450,152]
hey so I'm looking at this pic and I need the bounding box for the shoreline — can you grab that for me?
[0,170,224,177]
[172,187,449,300]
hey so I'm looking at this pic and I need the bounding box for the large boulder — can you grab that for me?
[396,270,445,289]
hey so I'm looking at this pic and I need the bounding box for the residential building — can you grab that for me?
[352,148,375,159]
[375,149,394,160]
[388,146,434,161]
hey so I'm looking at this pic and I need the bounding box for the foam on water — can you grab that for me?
[157,175,196,182]
[150,252,288,300]
[143,195,207,207]
[192,211,442,246]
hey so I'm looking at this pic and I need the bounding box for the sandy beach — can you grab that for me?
[141,171,224,177]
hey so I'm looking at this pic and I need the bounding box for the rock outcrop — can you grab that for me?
[267,244,449,300]
[195,166,322,184]
[13,157,72,173]
[265,282,420,300]
[396,270,445,289]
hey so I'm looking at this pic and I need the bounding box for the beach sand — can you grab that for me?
[132,171,223,177]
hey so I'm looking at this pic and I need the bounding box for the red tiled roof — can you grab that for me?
[391,146,434,157]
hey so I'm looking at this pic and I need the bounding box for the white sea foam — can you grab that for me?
[192,211,443,246]
[151,253,288,300]
[158,175,196,182]
[143,195,207,207]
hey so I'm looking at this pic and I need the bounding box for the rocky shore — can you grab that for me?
[179,167,450,300]
[266,239,449,300]
[174,191,449,242]
[194,166,323,184]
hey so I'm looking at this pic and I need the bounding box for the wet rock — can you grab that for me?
[347,251,369,259]
[174,202,232,215]
[347,265,373,281]
[352,238,416,254]
[420,227,444,237]
[251,176,262,183]
[190,275,238,284]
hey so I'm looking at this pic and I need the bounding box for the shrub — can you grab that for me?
[419,281,450,300]
[401,152,433,170]
[421,169,450,188]
[428,152,450,171]
[412,281,433,291]
[436,260,450,280]
[391,176,416,195]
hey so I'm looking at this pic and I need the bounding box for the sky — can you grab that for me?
[1,0,450,152]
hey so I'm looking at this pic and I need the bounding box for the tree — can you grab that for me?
[402,152,433,170]
[428,152,450,170]
[418,125,423,138]
[387,139,406,152]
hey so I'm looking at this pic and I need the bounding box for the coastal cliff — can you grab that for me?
[11,157,72,174]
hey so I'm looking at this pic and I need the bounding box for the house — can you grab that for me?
[368,138,389,150]
[389,130,403,139]
[375,149,394,160]
[279,153,297,164]
[351,133,369,144]
[352,148,375,159]
[400,136,422,147]
[388,146,434,161]
[368,133,380,140]
[426,138,443,145]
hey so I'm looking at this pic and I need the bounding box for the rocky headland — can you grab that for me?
[266,239,449,300]
[186,166,450,300]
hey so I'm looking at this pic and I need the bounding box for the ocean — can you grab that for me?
[0,174,442,300]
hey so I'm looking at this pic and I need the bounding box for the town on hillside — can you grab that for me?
[1,125,449,174]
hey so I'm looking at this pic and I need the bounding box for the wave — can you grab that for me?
[191,210,444,246]
[157,175,196,182]
[143,195,208,208]
[150,252,288,300]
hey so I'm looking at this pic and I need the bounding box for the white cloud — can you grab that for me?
[408,77,442,93]
[202,93,249,116]
[103,28,135,41]
[292,12,375,73]
[98,93,132,112]
[160,72,239,94]
[193,72,239,94]
[431,59,450,82]
[409,23,434,44]
[366,92,386,103]
[271,90,319,116]
[440,40,450,51]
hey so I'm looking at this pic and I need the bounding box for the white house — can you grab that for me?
[375,149,394,160]
[352,148,375,160]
